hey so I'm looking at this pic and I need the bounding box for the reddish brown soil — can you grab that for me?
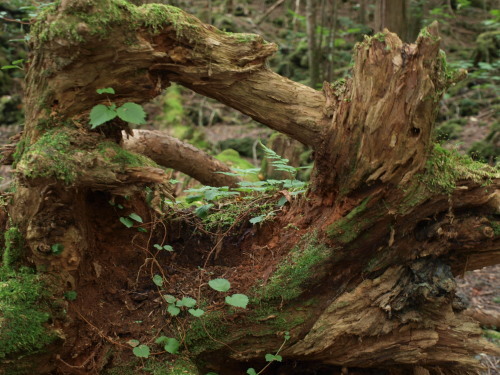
[56,191,301,374]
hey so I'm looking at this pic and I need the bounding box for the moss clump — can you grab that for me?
[437,50,467,92]
[31,0,201,45]
[0,267,54,359]
[257,233,331,301]
[491,221,500,237]
[373,32,385,42]
[18,129,159,184]
[11,136,30,168]
[97,141,158,168]
[327,197,373,243]
[183,311,228,354]
[421,144,499,193]
[163,358,199,375]
[248,304,307,334]
[19,129,77,183]
[483,329,500,346]
[2,227,24,269]
[418,24,440,43]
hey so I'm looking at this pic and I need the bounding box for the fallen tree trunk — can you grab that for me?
[1,1,498,375]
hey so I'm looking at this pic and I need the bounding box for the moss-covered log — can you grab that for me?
[1,1,499,375]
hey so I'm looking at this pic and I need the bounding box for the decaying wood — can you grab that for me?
[5,1,499,374]
[123,130,241,187]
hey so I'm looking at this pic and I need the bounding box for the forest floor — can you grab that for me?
[457,265,499,374]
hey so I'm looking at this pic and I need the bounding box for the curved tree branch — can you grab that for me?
[122,130,241,187]
[27,1,326,147]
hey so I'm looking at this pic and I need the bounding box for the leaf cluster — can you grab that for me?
[89,88,146,128]
[184,143,307,231]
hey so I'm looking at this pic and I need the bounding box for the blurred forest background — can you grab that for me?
[0,0,499,368]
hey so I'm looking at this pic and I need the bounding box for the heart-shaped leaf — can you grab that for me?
[96,87,115,94]
[265,353,282,362]
[208,278,231,292]
[176,297,196,308]
[152,274,163,287]
[129,213,143,223]
[163,295,176,304]
[127,339,140,347]
[117,102,146,124]
[132,344,150,358]
[164,337,180,354]
[89,104,117,128]
[225,294,249,309]
[155,336,168,344]
[167,304,180,316]
[188,308,205,317]
[119,217,134,228]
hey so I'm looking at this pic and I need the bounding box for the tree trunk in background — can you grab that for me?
[261,133,305,180]
[306,0,320,87]
[375,0,409,41]
[325,0,339,82]
[358,0,367,25]
[292,0,301,32]
[1,2,499,375]
[224,0,233,14]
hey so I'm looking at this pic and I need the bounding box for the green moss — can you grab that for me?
[248,304,306,333]
[0,267,55,359]
[421,144,499,194]
[11,136,30,168]
[483,329,500,346]
[18,129,159,184]
[357,32,386,50]
[183,311,228,354]
[491,221,500,237]
[31,0,202,45]
[2,227,24,269]
[162,358,199,375]
[436,50,467,92]
[398,183,430,214]
[373,32,385,42]
[19,129,76,183]
[331,78,346,96]
[103,361,138,375]
[98,141,158,168]
[257,233,331,301]
[327,197,372,243]
[105,358,197,375]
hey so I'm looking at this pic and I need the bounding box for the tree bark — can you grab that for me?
[123,130,241,187]
[2,2,499,375]
[375,0,409,41]
[305,0,320,87]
